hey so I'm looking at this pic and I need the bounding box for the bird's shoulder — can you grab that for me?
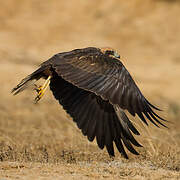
[42,47,122,68]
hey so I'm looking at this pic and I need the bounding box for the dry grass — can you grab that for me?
[0,0,180,179]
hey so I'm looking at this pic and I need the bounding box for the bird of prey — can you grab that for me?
[12,47,167,159]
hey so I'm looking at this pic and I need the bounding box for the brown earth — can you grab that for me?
[0,0,180,179]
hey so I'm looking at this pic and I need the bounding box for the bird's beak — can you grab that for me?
[114,51,120,59]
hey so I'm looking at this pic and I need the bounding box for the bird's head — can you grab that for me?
[100,47,120,59]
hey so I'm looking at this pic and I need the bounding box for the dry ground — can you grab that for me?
[0,0,180,179]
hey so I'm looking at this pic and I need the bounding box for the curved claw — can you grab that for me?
[34,76,51,103]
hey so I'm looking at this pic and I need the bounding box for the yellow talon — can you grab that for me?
[34,76,51,103]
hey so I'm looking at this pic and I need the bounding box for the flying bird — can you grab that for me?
[12,47,167,159]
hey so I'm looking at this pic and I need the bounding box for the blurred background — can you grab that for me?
[1,0,180,99]
[0,0,180,178]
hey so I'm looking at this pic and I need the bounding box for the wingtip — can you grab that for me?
[146,99,162,111]
[123,154,129,159]
[134,131,140,136]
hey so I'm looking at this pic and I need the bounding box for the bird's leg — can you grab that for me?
[34,76,51,103]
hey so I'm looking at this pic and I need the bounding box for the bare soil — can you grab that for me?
[0,0,180,179]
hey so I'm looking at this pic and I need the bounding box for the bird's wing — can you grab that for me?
[50,74,142,158]
[46,49,167,127]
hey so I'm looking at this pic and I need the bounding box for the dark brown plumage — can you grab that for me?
[12,47,167,158]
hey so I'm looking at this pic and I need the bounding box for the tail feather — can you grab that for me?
[11,77,36,95]
[11,66,47,95]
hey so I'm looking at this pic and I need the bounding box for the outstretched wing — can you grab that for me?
[50,73,142,158]
[45,47,167,128]
[11,47,167,158]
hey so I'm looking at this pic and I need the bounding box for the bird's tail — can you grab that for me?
[11,66,47,95]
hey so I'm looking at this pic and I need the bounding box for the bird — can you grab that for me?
[11,47,167,159]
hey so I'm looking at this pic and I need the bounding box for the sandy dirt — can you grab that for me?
[0,0,180,179]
